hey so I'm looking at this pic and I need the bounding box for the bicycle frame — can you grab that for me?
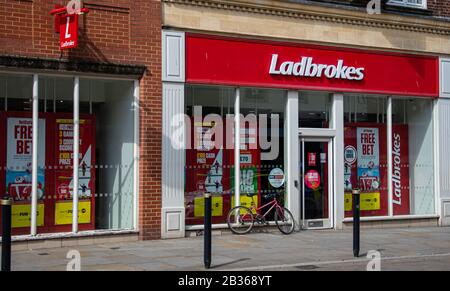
[241,197,283,221]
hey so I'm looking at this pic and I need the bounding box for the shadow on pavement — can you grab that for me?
[211,258,251,269]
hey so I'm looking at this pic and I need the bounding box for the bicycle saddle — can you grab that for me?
[246,193,258,197]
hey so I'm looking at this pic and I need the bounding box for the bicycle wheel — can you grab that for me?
[275,207,295,235]
[227,206,254,235]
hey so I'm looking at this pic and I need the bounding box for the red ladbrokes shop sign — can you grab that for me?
[186,34,439,97]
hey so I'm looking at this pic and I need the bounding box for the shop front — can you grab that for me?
[0,70,141,237]
[161,31,441,237]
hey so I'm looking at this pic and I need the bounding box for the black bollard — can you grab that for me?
[204,193,212,269]
[352,188,360,258]
[1,195,12,272]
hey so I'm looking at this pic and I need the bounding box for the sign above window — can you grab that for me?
[186,34,439,97]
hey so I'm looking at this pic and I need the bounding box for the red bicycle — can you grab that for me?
[226,193,295,235]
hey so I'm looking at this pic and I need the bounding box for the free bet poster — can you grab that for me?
[344,125,388,217]
[344,124,410,217]
[6,117,46,201]
[5,117,46,228]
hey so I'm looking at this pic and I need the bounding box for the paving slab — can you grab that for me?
[4,227,450,271]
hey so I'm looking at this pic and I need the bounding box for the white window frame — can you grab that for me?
[387,0,427,10]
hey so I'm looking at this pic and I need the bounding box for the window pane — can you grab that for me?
[344,95,388,218]
[185,85,235,226]
[1,74,33,112]
[0,74,34,236]
[240,88,286,221]
[88,79,135,230]
[392,98,434,215]
[299,91,331,128]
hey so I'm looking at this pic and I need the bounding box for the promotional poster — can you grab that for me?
[344,125,388,217]
[6,118,46,202]
[344,124,410,217]
[392,125,410,215]
[5,117,46,228]
[185,119,261,224]
[185,120,232,224]
[0,113,96,233]
[54,118,95,226]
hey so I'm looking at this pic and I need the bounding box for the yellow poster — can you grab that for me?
[11,204,45,228]
[55,201,91,225]
[345,192,381,212]
[231,195,258,214]
[194,196,223,217]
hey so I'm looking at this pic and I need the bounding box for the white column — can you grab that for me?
[438,58,450,226]
[161,30,186,238]
[72,77,80,233]
[234,88,240,207]
[285,91,300,229]
[133,80,140,230]
[161,83,185,238]
[332,93,344,229]
[30,74,39,236]
[387,97,393,217]
[433,99,441,223]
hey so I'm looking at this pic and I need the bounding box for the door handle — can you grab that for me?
[294,180,299,188]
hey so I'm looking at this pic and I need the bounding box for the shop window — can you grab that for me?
[54,77,74,113]
[387,0,427,9]
[185,85,235,226]
[240,88,286,221]
[392,98,434,215]
[83,78,136,231]
[0,74,33,112]
[0,74,136,236]
[1,74,35,235]
[299,91,331,128]
[344,95,388,218]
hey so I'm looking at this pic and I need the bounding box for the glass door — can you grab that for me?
[300,138,333,229]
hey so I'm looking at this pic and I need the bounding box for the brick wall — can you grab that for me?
[428,0,450,18]
[0,0,162,240]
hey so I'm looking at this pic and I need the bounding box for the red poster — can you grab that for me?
[52,115,95,230]
[54,117,95,200]
[344,124,388,217]
[0,112,53,235]
[185,120,232,225]
[59,14,79,50]
[305,170,321,190]
[0,113,96,234]
[392,125,410,215]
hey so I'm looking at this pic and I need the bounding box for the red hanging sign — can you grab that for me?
[50,1,89,50]
[59,14,79,50]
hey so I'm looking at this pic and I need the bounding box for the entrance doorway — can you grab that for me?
[300,138,333,229]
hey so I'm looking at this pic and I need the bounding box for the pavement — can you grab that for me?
[4,226,450,271]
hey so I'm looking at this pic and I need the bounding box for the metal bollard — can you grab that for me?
[204,193,212,269]
[352,188,361,258]
[1,196,13,272]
